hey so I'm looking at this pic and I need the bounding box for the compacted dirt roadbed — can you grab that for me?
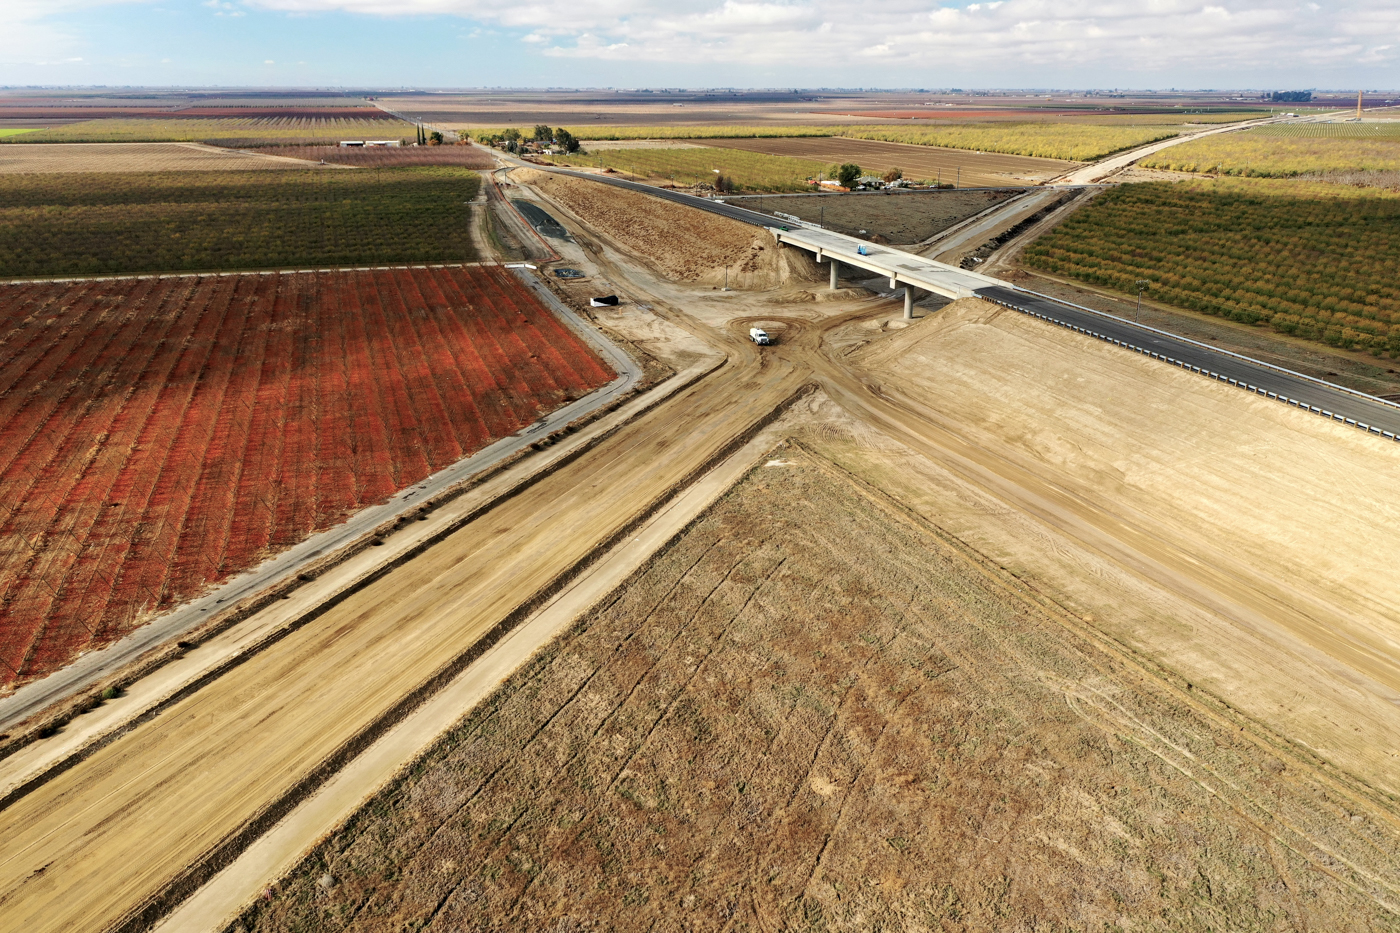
[0,333,805,932]
[237,449,1400,932]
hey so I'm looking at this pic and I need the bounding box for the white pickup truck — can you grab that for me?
[749,327,771,346]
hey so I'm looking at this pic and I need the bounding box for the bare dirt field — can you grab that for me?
[843,300,1400,796]
[511,167,819,288]
[726,188,1019,244]
[700,136,1073,187]
[0,142,321,174]
[236,448,1400,932]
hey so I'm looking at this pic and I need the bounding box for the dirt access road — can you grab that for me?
[1052,117,1274,184]
[0,287,808,931]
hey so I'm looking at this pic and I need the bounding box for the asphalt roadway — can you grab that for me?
[525,162,1400,441]
[1051,117,1276,184]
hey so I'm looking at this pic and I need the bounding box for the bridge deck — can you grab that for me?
[771,224,997,299]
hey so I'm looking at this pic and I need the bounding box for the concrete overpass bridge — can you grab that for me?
[504,158,1400,441]
[768,222,1000,317]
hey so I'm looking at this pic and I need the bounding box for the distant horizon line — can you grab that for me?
[1,85,1396,96]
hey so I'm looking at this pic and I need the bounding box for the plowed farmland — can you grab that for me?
[0,266,616,690]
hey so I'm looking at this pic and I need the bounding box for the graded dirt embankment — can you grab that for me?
[853,299,1400,794]
[236,449,1400,932]
[511,167,819,289]
[0,312,804,933]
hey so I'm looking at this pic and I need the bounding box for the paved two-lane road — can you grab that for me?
[512,158,1400,442]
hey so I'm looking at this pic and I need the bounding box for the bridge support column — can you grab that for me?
[904,286,916,320]
[830,259,839,290]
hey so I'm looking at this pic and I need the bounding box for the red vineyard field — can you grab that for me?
[0,266,616,690]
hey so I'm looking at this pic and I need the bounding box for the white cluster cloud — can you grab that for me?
[235,0,1400,77]
[1,0,1396,84]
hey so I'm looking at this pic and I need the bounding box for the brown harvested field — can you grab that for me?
[700,136,1073,186]
[260,144,497,169]
[0,266,615,690]
[513,168,817,288]
[727,188,1019,245]
[236,448,1400,932]
[0,142,323,174]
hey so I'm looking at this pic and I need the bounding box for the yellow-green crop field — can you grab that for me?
[1025,181,1400,355]
[0,128,39,138]
[553,147,828,192]
[466,122,1183,164]
[1140,127,1400,176]
[841,124,1179,162]
[1251,123,1400,137]
[6,117,417,146]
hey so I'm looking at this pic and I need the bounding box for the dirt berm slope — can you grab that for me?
[513,168,821,289]
[857,298,1400,795]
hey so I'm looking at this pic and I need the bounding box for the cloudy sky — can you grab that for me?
[2,0,1395,89]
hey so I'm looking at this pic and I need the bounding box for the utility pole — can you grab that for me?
[956,166,960,189]
[1135,279,1150,322]
[724,265,731,291]
[1358,89,1364,121]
